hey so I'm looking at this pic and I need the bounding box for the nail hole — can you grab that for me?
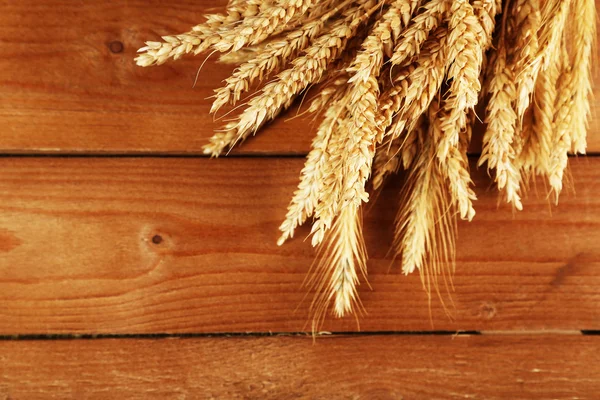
[108,41,124,54]
[152,235,163,245]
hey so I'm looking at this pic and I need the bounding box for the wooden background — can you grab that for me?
[0,0,599,398]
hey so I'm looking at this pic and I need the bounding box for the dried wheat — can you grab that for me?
[213,0,317,53]
[204,1,378,156]
[136,0,253,66]
[310,1,411,247]
[211,0,356,113]
[437,0,486,163]
[308,204,367,329]
[389,0,450,66]
[395,100,455,289]
[510,0,542,120]
[385,27,449,142]
[480,43,523,209]
[548,46,573,200]
[277,86,349,245]
[566,0,596,154]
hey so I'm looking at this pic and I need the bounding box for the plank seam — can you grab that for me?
[0,331,482,341]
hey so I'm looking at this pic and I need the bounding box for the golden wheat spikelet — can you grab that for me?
[394,99,455,297]
[480,14,522,210]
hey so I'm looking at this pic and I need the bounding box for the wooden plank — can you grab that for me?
[0,0,303,155]
[0,335,598,399]
[0,157,598,334]
[1,0,600,155]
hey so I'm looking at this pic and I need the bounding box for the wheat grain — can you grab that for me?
[211,19,326,113]
[307,74,350,115]
[389,0,450,66]
[372,139,402,191]
[277,86,350,245]
[472,0,500,50]
[375,65,415,142]
[202,122,240,157]
[526,56,560,176]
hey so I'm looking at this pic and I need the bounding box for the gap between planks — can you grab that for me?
[0,330,594,341]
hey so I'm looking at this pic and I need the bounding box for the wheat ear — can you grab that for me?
[389,0,450,66]
[308,204,367,330]
[395,100,455,295]
[310,0,412,245]
[213,0,317,53]
[135,0,254,66]
[510,0,542,120]
[472,0,500,50]
[548,46,574,200]
[524,56,560,176]
[437,0,486,162]
[479,5,522,210]
[277,86,350,245]
[566,0,596,154]
[211,0,356,113]
[384,26,449,142]
[203,1,378,156]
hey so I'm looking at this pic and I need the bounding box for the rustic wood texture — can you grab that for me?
[0,335,599,399]
[0,157,598,334]
[2,0,600,393]
[1,0,600,155]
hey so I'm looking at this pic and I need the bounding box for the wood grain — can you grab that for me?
[0,335,599,399]
[0,157,598,334]
[1,0,600,155]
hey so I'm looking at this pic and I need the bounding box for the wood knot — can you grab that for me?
[108,41,124,54]
[151,234,163,245]
[478,302,497,320]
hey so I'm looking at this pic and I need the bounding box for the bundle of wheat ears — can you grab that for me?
[137,0,595,326]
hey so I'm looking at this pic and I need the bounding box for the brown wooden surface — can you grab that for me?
[2,0,600,396]
[0,157,598,334]
[1,0,600,155]
[0,335,598,399]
